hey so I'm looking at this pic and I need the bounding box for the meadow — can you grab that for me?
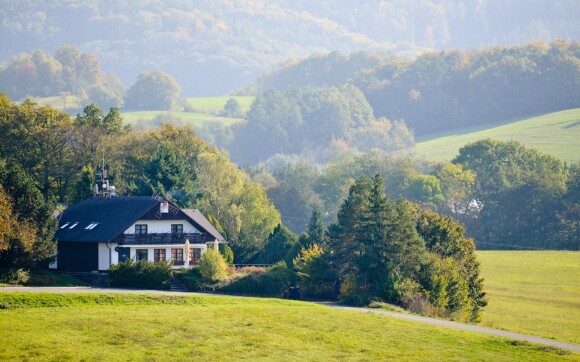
[477,251,580,345]
[414,108,580,163]
[184,96,254,114]
[0,293,575,361]
[120,110,242,129]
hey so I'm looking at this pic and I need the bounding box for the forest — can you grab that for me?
[1,0,579,95]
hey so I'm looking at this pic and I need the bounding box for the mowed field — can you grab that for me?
[477,251,580,345]
[414,108,580,163]
[0,293,575,361]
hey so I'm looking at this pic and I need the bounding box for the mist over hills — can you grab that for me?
[1,0,578,95]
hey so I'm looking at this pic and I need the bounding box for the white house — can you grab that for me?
[52,196,226,272]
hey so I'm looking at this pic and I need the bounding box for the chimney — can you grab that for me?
[160,201,169,214]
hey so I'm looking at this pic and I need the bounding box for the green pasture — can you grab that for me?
[184,96,254,114]
[414,108,580,163]
[0,293,574,361]
[477,251,580,345]
[120,110,243,129]
[26,95,81,111]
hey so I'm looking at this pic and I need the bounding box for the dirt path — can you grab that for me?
[2,286,579,352]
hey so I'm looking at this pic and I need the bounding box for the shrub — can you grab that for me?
[294,244,335,299]
[216,262,295,297]
[177,267,204,291]
[219,244,234,264]
[198,249,228,281]
[109,259,173,290]
[0,268,30,285]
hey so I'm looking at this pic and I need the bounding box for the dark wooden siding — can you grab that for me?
[58,241,98,272]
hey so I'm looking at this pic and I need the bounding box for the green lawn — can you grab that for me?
[184,96,254,114]
[0,293,575,361]
[414,108,580,163]
[477,251,580,345]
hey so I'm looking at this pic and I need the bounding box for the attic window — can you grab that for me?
[69,222,79,229]
[85,223,99,230]
[60,222,70,229]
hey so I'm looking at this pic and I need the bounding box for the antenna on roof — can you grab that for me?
[93,157,117,198]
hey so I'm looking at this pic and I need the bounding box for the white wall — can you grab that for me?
[98,243,110,270]
[124,219,199,234]
[126,244,208,269]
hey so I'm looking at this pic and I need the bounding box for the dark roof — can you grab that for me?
[54,196,158,243]
[182,209,226,242]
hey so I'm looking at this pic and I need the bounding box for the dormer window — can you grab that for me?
[60,222,70,229]
[69,222,79,229]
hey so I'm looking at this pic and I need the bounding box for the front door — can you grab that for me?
[117,247,130,262]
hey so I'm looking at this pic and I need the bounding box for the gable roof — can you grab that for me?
[182,209,226,242]
[55,196,159,243]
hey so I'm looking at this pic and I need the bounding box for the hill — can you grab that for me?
[413,108,580,164]
[1,1,579,95]
[0,292,576,360]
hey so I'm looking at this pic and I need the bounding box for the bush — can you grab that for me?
[177,267,204,291]
[216,262,295,297]
[198,249,228,281]
[219,244,234,264]
[0,268,30,285]
[109,259,173,290]
[294,244,335,299]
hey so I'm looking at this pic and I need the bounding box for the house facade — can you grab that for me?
[51,196,226,272]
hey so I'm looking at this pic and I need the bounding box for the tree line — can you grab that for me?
[252,141,578,251]
[227,86,414,164]
[2,1,578,95]
[0,45,182,112]
[256,40,580,136]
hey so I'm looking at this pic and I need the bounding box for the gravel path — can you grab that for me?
[320,303,580,352]
[2,286,579,352]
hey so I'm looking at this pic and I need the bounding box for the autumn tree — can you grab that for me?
[124,70,181,110]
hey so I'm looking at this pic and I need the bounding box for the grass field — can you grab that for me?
[0,293,575,361]
[26,95,81,111]
[120,110,243,129]
[477,251,580,345]
[414,108,580,163]
[184,96,254,114]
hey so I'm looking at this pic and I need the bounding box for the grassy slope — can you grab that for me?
[120,111,242,129]
[0,293,575,361]
[121,96,254,129]
[414,108,580,163]
[477,251,580,345]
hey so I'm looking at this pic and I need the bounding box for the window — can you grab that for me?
[171,224,183,234]
[85,223,99,230]
[171,248,184,264]
[135,224,147,235]
[154,249,166,262]
[60,222,70,229]
[69,222,78,229]
[190,248,202,264]
[136,249,148,261]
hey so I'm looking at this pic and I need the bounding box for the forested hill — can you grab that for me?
[256,41,580,136]
[1,1,579,96]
